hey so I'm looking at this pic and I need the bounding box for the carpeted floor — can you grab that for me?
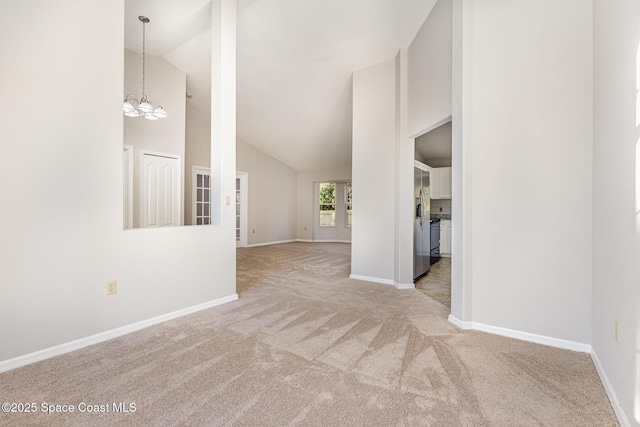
[0,242,618,426]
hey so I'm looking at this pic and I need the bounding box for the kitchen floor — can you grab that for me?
[415,257,451,309]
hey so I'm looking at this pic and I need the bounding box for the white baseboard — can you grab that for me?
[447,315,591,353]
[349,275,414,290]
[0,294,238,373]
[448,314,470,329]
[590,350,631,427]
[394,281,415,290]
[244,239,351,247]
[246,239,298,247]
[349,274,395,286]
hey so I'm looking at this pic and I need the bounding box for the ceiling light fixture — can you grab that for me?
[123,16,167,120]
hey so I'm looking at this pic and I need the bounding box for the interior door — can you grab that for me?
[192,166,211,225]
[141,152,181,228]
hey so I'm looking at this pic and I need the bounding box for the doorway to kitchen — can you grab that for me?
[413,121,452,310]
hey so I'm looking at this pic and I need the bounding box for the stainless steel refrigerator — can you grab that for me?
[414,162,431,280]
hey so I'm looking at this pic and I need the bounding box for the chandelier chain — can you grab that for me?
[141,18,146,99]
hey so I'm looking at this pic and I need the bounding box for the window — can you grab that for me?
[346,182,352,227]
[193,167,211,225]
[319,182,336,226]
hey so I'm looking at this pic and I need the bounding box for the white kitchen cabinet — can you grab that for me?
[427,166,440,199]
[437,167,452,199]
[440,219,451,256]
[425,166,452,199]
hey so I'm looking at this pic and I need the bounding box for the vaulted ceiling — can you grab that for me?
[125,0,437,171]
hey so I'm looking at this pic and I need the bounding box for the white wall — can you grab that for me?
[296,166,352,242]
[463,0,593,344]
[394,49,415,288]
[450,0,473,325]
[185,107,212,225]
[0,0,237,364]
[124,49,187,228]
[236,138,297,245]
[593,1,640,424]
[404,0,453,289]
[351,60,396,283]
[407,0,452,138]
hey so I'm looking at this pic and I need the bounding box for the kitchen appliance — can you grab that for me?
[414,161,431,280]
[430,218,440,264]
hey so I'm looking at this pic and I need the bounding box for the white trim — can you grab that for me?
[0,294,238,374]
[448,314,471,329]
[447,315,591,353]
[409,115,452,139]
[394,281,415,290]
[243,239,352,248]
[246,239,299,248]
[590,350,631,427]
[349,274,395,286]
[123,145,133,229]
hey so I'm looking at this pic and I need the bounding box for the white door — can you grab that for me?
[236,172,248,247]
[141,152,181,228]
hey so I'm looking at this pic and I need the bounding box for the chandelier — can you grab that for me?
[123,16,167,120]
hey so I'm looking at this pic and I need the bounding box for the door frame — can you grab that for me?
[236,171,248,247]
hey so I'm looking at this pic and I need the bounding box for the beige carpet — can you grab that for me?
[0,242,618,426]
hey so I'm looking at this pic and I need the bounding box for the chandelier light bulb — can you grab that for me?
[138,99,153,113]
[153,106,167,118]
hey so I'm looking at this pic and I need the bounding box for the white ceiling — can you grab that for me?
[415,121,452,165]
[125,0,437,171]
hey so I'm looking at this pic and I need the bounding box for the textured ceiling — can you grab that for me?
[125,0,437,171]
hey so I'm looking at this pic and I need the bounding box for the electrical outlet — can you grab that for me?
[252,229,255,234]
[615,320,620,343]
[106,280,117,295]
[304,226,307,231]
[225,196,230,206]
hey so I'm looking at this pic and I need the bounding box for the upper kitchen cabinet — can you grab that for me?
[436,167,452,199]
[428,167,452,200]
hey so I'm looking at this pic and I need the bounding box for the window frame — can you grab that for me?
[345,182,352,228]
